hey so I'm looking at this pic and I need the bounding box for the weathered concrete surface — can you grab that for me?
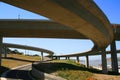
[31,67,66,80]
[3,43,54,56]
[1,0,114,49]
[113,24,120,40]
[0,19,87,39]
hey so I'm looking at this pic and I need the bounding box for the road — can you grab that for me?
[5,64,33,80]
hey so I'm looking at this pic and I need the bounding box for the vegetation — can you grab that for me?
[10,49,23,55]
[4,47,40,56]
[2,47,24,55]
[33,60,101,80]
[1,47,120,79]
[0,54,40,75]
[0,47,41,75]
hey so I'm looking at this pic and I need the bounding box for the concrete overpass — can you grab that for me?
[0,19,87,39]
[0,0,117,74]
[0,0,113,49]
[2,43,54,61]
[52,49,120,68]
[52,24,120,73]
[51,24,120,57]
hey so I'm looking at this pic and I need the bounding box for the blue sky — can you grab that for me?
[0,1,120,60]
[94,0,120,24]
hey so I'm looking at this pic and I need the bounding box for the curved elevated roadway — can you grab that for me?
[1,0,114,50]
[0,19,87,39]
[3,43,54,56]
[52,24,120,57]
[0,0,115,74]
[52,49,120,57]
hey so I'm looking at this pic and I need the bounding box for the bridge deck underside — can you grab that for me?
[0,0,114,49]
[0,20,87,39]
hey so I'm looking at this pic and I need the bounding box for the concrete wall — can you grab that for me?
[31,65,66,80]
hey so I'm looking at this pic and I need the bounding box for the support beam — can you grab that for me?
[41,52,44,61]
[55,56,57,60]
[66,57,70,60]
[53,56,57,60]
[76,56,79,62]
[68,57,70,60]
[66,57,67,60]
[57,57,60,60]
[4,47,7,58]
[51,55,53,60]
[49,54,53,60]
[0,37,3,66]
[110,40,119,74]
[85,55,89,68]
[101,49,107,74]
[58,57,60,60]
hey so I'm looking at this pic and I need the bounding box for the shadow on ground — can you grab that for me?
[33,62,102,74]
[5,70,32,80]
[0,66,9,76]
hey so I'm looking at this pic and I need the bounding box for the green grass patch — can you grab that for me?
[0,54,40,75]
[57,70,92,80]
[33,60,101,80]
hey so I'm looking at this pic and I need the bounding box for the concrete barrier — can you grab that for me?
[31,66,66,80]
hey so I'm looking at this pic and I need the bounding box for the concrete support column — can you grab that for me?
[41,52,44,61]
[76,56,79,62]
[68,57,70,60]
[57,57,60,60]
[50,54,53,60]
[55,56,57,60]
[85,55,89,68]
[58,57,60,60]
[101,49,107,74]
[66,57,67,60]
[51,55,53,60]
[66,57,70,60]
[110,40,118,74]
[0,37,3,66]
[56,57,58,60]
[54,56,57,60]
[4,47,7,58]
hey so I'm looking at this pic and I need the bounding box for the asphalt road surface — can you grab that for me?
[5,64,33,80]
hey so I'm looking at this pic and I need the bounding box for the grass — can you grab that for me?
[33,60,101,80]
[0,54,40,75]
[1,55,120,80]
[57,70,92,80]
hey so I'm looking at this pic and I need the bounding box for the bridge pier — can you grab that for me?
[53,56,57,60]
[58,57,60,60]
[4,47,7,58]
[76,56,79,63]
[68,57,70,60]
[0,37,3,66]
[55,56,57,60]
[85,55,89,68]
[110,40,118,74]
[41,52,44,61]
[66,57,67,60]
[66,57,70,60]
[51,54,53,60]
[101,49,107,74]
